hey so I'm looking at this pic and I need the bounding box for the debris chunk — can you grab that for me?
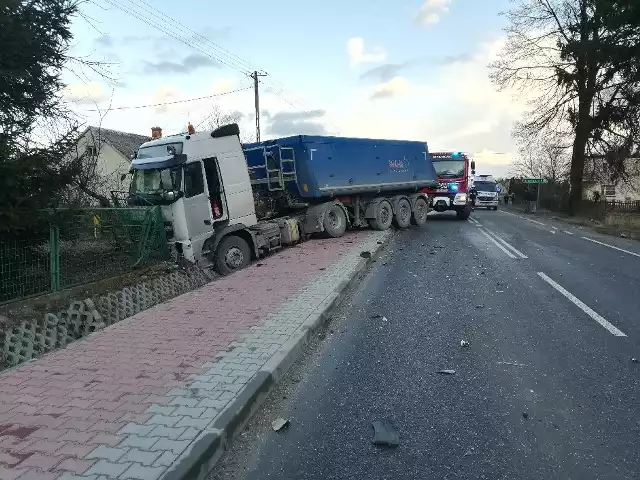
[360,251,372,259]
[437,369,456,375]
[271,418,289,432]
[371,420,399,447]
[460,340,470,348]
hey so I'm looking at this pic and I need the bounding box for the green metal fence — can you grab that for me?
[0,207,169,304]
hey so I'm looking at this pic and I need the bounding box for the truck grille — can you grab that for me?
[478,196,494,201]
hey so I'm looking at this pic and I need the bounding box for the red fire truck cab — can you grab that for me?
[421,151,475,220]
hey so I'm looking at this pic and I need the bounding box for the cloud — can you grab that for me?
[142,54,218,75]
[370,77,412,100]
[264,110,327,136]
[211,78,237,94]
[151,85,181,114]
[360,54,472,82]
[63,82,109,105]
[347,37,387,67]
[415,0,453,26]
[361,63,407,82]
[95,34,113,47]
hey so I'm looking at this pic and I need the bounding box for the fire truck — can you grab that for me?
[421,151,475,220]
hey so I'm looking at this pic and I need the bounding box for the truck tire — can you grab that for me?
[392,198,412,229]
[369,199,393,231]
[323,204,347,238]
[215,235,251,275]
[456,205,471,220]
[410,197,428,226]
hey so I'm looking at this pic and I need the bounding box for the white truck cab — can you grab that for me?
[471,174,499,210]
[129,124,257,266]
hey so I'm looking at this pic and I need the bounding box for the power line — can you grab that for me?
[81,87,252,112]
[93,0,339,132]
[126,0,256,74]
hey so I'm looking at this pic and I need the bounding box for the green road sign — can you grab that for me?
[524,178,548,184]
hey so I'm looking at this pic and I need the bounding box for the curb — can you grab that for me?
[163,232,393,480]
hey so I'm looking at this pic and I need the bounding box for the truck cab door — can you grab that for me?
[182,161,213,241]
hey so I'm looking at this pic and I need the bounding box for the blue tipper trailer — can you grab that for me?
[242,134,438,234]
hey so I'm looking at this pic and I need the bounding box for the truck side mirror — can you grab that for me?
[470,160,476,175]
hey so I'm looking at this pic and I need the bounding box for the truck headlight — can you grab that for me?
[454,193,467,203]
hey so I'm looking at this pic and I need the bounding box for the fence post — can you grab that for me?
[49,225,60,292]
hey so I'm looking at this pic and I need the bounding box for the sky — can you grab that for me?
[65,0,525,178]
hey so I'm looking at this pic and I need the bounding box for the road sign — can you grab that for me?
[524,178,548,184]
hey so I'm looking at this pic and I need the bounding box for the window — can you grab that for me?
[86,145,98,156]
[184,162,204,198]
[136,142,183,159]
[602,185,616,197]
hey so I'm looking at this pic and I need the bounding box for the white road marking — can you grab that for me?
[537,272,626,337]
[478,228,516,258]
[563,230,574,235]
[482,228,528,259]
[499,209,547,226]
[582,237,640,258]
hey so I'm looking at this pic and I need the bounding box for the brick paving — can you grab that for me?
[0,230,390,479]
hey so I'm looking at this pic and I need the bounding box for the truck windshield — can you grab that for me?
[433,160,465,178]
[136,142,183,159]
[474,181,497,192]
[130,167,182,195]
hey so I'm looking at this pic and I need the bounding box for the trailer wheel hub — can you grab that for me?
[225,247,245,269]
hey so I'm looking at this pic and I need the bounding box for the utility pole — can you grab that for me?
[250,70,267,142]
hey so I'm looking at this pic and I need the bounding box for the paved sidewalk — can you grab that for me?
[0,229,391,480]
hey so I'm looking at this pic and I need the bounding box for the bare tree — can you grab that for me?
[490,0,640,214]
[512,129,571,182]
[206,104,255,143]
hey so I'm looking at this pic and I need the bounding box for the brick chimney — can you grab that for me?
[151,127,162,139]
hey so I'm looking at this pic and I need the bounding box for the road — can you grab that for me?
[210,208,640,480]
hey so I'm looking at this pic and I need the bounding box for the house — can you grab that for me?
[69,126,151,204]
[582,156,640,202]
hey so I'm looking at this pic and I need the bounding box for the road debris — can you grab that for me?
[437,369,456,375]
[360,251,372,259]
[464,447,479,457]
[497,361,528,367]
[460,340,470,348]
[631,357,639,363]
[371,420,399,447]
[369,314,388,322]
[271,417,290,432]
[475,304,485,309]
[522,412,529,420]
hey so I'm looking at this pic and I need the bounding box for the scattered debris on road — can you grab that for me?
[369,314,388,322]
[372,420,399,447]
[522,412,529,420]
[497,361,528,367]
[464,447,479,457]
[437,369,456,375]
[360,251,372,259]
[460,340,470,348]
[475,304,485,309]
[271,417,290,432]
[631,357,639,364]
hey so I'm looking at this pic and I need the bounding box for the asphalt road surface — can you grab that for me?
[210,207,640,480]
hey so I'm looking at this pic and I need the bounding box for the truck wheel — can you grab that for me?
[410,197,428,226]
[215,235,251,275]
[392,198,412,229]
[369,199,393,231]
[456,205,471,220]
[323,204,347,238]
